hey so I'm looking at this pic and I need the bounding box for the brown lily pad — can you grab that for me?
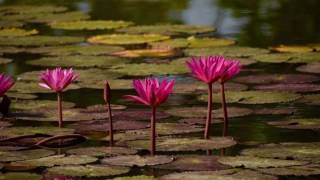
[67,146,137,157]
[296,62,320,74]
[234,74,320,84]
[155,155,230,171]
[267,118,320,130]
[254,83,320,93]
[113,175,157,180]
[299,94,320,105]
[187,37,236,48]
[257,165,320,176]
[0,149,55,162]
[0,127,74,139]
[101,155,174,167]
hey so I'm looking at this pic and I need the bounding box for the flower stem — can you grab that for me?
[150,106,156,155]
[57,92,63,128]
[221,83,229,136]
[204,83,213,139]
[107,102,114,146]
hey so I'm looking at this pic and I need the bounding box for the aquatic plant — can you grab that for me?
[124,78,175,155]
[0,73,15,117]
[186,56,225,139]
[39,68,78,128]
[219,60,241,136]
[104,80,114,146]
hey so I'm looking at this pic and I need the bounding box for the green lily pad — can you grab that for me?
[241,142,320,163]
[198,91,300,104]
[270,45,315,53]
[0,57,12,64]
[10,100,75,110]
[160,169,277,180]
[155,155,229,171]
[296,62,320,74]
[218,156,307,169]
[101,155,174,167]
[254,83,320,93]
[0,149,55,162]
[30,45,125,56]
[151,38,189,49]
[0,173,42,180]
[0,121,12,128]
[234,74,320,84]
[185,46,268,57]
[252,52,320,63]
[85,104,127,112]
[268,118,320,130]
[27,55,129,68]
[113,175,157,180]
[47,165,130,177]
[117,24,215,35]
[0,5,67,14]
[0,36,84,47]
[50,20,133,30]
[0,46,27,54]
[112,48,180,58]
[0,28,38,37]
[88,34,170,46]
[166,107,253,119]
[78,79,133,90]
[6,92,37,100]
[187,37,236,48]
[10,154,97,167]
[257,165,320,176]
[11,81,80,94]
[0,20,24,29]
[67,146,137,157]
[0,127,74,138]
[299,94,320,105]
[126,137,236,151]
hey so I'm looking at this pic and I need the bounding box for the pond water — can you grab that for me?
[0,0,320,179]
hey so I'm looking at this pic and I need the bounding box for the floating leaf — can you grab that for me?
[27,55,129,68]
[47,165,130,177]
[0,149,55,162]
[0,172,42,180]
[0,121,12,128]
[0,28,38,37]
[0,57,12,64]
[113,175,157,180]
[252,52,320,63]
[6,92,37,100]
[112,109,170,121]
[257,165,320,176]
[296,62,320,74]
[10,100,75,110]
[30,45,124,56]
[0,36,84,46]
[79,79,132,90]
[67,146,137,157]
[268,118,320,130]
[254,83,320,93]
[0,5,67,14]
[218,156,307,169]
[254,107,297,115]
[85,104,127,113]
[185,46,268,57]
[0,46,27,54]
[234,74,320,84]
[0,20,24,29]
[112,48,180,58]
[117,24,215,35]
[101,155,173,167]
[187,37,236,48]
[241,142,320,163]
[88,34,170,46]
[198,91,300,104]
[0,127,74,138]
[50,20,133,30]
[155,155,229,171]
[270,45,315,53]
[151,38,189,49]
[126,137,236,151]
[299,94,320,105]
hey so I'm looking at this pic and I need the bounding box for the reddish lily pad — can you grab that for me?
[257,165,320,176]
[0,149,55,162]
[234,74,320,84]
[296,62,320,74]
[67,146,137,157]
[254,83,320,93]
[101,155,174,167]
[267,118,320,130]
[155,155,230,171]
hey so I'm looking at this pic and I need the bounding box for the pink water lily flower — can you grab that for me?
[124,78,175,155]
[186,56,225,139]
[0,73,15,97]
[39,67,78,128]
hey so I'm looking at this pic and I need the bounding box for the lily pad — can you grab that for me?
[0,36,84,47]
[0,20,24,29]
[0,46,27,54]
[85,104,127,112]
[0,173,42,180]
[112,109,170,121]
[151,38,189,49]
[0,121,12,128]
[252,52,320,63]
[50,20,133,30]
[0,57,12,64]
[257,165,320,176]
[0,149,55,162]
[254,83,320,93]
[296,62,320,74]
[117,24,215,35]
[67,146,137,157]
[10,100,75,110]
[126,137,236,151]
[79,79,133,90]
[0,127,74,138]
[101,155,173,167]
[0,5,67,14]
[112,48,180,58]
[7,92,37,100]
[234,74,320,84]
[218,156,307,169]
[299,94,320,105]
[166,107,253,119]
[160,169,277,180]
[156,155,229,171]
[0,28,38,37]
[254,107,297,115]
[185,46,269,57]
[241,142,320,163]
[11,81,80,93]
[198,91,300,104]
[270,45,315,53]
[88,34,170,46]
[187,37,236,48]
[268,118,320,130]
[27,55,129,68]
[47,165,130,177]
[30,45,125,56]
[10,155,97,167]
[113,176,157,180]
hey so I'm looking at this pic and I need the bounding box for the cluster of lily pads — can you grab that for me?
[0,4,320,180]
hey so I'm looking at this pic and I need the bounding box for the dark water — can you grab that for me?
[1,0,320,179]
